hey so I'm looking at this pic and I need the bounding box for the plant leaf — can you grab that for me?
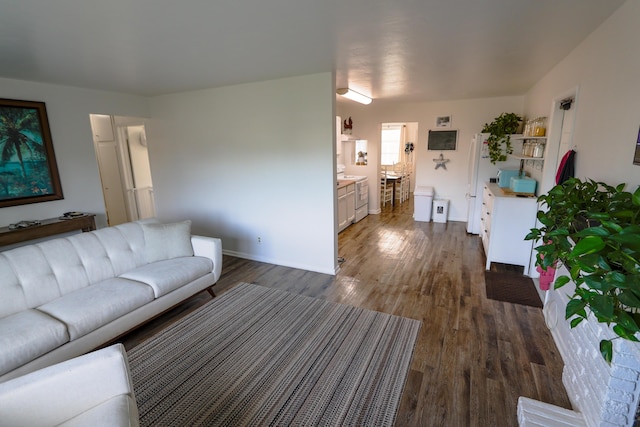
[600,339,613,364]
[606,270,626,284]
[618,290,640,307]
[525,230,539,241]
[570,317,584,328]
[589,294,615,321]
[554,275,570,289]
[610,234,640,251]
[570,236,606,257]
[614,310,640,334]
[600,220,623,233]
[565,298,587,319]
[583,274,608,292]
[575,254,599,274]
[575,226,610,237]
[632,186,640,206]
[613,324,640,342]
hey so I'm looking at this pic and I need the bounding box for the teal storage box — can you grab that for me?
[510,176,537,194]
[497,168,521,188]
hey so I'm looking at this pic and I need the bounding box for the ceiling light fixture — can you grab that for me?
[336,88,372,105]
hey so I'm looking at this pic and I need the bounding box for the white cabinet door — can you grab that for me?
[346,184,356,224]
[338,186,348,231]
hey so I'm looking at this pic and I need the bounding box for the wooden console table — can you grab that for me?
[0,215,96,247]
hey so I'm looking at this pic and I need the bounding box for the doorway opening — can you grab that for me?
[379,122,418,208]
[89,114,155,226]
[538,89,578,194]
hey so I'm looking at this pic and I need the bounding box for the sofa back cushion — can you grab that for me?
[0,220,156,319]
[0,257,30,316]
[141,220,193,263]
[0,245,71,312]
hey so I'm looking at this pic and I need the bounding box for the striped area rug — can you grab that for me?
[128,282,421,426]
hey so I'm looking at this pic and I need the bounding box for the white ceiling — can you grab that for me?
[0,0,625,102]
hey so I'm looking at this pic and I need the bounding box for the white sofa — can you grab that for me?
[0,219,222,383]
[0,343,138,427]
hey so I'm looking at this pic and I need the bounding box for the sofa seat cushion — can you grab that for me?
[38,278,155,340]
[59,394,139,427]
[0,309,69,377]
[120,256,213,298]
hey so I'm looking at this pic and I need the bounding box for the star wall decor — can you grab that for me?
[433,153,450,170]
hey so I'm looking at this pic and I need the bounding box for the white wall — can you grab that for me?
[147,73,337,275]
[0,78,149,228]
[337,96,524,221]
[524,0,640,190]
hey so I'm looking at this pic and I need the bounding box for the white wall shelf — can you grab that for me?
[510,154,545,161]
[512,136,547,140]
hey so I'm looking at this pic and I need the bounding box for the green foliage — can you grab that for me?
[0,107,45,178]
[525,178,640,363]
[481,112,522,163]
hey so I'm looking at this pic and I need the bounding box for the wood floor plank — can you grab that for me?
[395,369,424,426]
[120,198,572,425]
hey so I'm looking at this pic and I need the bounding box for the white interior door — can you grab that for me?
[122,124,155,219]
[90,114,129,226]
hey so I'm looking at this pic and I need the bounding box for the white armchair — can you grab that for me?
[0,344,139,426]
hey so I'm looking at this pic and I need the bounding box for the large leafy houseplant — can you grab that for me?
[526,178,640,363]
[482,112,522,163]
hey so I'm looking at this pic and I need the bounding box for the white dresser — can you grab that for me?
[480,182,538,275]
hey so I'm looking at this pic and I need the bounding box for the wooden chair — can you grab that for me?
[380,167,393,207]
[402,165,411,202]
[394,163,409,204]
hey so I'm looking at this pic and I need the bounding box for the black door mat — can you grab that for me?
[484,270,543,308]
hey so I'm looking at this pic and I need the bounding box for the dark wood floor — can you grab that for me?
[121,199,571,426]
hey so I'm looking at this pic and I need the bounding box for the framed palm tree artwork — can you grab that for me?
[0,98,63,207]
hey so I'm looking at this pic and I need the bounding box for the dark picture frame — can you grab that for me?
[0,98,63,207]
[634,126,640,166]
[427,129,458,151]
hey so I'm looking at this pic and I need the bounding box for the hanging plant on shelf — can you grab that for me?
[482,112,522,163]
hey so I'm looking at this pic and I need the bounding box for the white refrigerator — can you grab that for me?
[466,133,521,234]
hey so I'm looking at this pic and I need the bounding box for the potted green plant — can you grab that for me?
[525,178,640,362]
[482,112,523,163]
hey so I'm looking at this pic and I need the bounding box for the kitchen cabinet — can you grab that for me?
[480,182,538,275]
[338,181,356,232]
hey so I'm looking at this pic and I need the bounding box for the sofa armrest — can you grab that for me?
[0,343,138,427]
[191,235,223,282]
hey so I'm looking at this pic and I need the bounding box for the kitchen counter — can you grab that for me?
[337,179,355,189]
[486,182,536,198]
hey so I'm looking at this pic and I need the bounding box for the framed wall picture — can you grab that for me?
[435,115,451,128]
[427,130,458,151]
[0,98,63,207]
